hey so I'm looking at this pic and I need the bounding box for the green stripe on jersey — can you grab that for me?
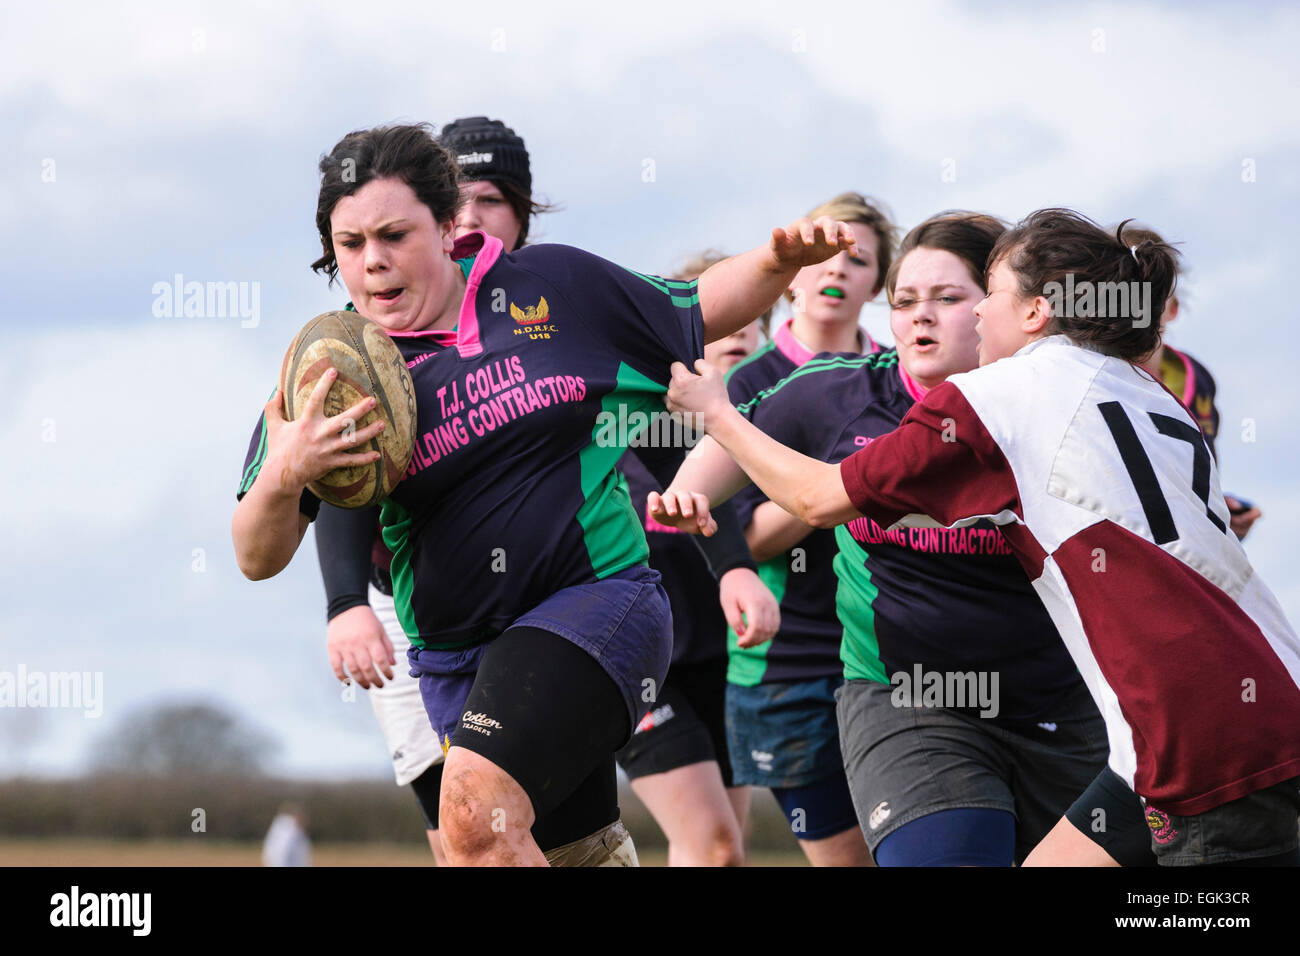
[735,351,898,416]
[723,339,777,383]
[575,361,664,577]
[240,412,269,494]
[833,524,888,684]
[726,556,788,686]
[623,269,701,310]
[380,498,422,646]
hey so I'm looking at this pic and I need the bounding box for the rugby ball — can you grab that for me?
[279,311,417,508]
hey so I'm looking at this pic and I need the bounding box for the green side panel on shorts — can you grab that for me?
[576,361,666,578]
[726,556,788,687]
[833,524,887,684]
[239,412,269,494]
[380,498,422,648]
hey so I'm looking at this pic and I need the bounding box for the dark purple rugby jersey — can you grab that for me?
[619,450,727,666]
[722,319,878,685]
[240,232,703,651]
[741,350,1085,721]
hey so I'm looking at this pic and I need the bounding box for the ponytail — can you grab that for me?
[988,209,1181,361]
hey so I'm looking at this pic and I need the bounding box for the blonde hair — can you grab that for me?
[805,192,898,295]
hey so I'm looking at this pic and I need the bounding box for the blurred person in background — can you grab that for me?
[262,803,312,867]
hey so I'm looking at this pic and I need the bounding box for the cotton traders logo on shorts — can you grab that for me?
[461,711,503,737]
[750,749,774,772]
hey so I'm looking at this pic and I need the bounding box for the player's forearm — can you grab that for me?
[316,504,378,620]
[706,406,859,529]
[745,501,815,562]
[666,435,752,507]
[697,246,794,344]
[232,458,309,580]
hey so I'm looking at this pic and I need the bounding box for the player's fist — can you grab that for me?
[666,359,729,421]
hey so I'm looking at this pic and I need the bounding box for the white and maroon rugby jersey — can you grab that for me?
[839,335,1300,815]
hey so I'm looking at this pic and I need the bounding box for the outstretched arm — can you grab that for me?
[697,217,856,344]
[663,360,860,529]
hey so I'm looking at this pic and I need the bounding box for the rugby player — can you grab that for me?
[233,123,856,866]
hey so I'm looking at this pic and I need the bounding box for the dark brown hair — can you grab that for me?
[988,208,1180,361]
[885,211,1007,300]
[1111,224,1183,309]
[491,179,557,249]
[311,124,462,284]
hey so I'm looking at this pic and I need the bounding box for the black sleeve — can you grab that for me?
[631,443,757,579]
[314,504,378,622]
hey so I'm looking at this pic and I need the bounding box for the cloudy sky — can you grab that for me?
[5,0,1298,777]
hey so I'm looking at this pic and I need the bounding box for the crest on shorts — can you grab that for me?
[510,296,550,325]
[1145,807,1179,845]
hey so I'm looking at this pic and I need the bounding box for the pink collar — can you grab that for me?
[898,362,929,402]
[773,317,878,366]
[384,230,503,358]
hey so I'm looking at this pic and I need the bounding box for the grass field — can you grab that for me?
[0,838,807,867]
